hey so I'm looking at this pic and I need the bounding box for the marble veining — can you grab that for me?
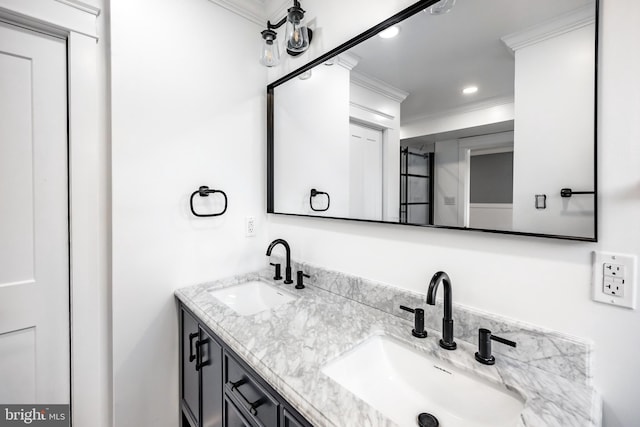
[266,257,592,385]
[176,268,601,427]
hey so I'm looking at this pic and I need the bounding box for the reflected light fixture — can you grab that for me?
[260,0,313,67]
[428,0,457,15]
[462,86,479,95]
[379,26,400,39]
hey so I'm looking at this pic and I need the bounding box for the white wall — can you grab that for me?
[512,24,595,238]
[274,62,350,216]
[110,0,267,425]
[434,139,461,226]
[265,1,640,426]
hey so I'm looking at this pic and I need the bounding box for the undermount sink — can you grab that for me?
[321,334,525,427]
[207,280,296,316]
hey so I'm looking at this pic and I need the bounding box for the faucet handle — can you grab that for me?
[295,270,310,289]
[269,262,282,280]
[475,328,517,365]
[399,306,428,338]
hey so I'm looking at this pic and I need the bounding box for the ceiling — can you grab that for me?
[349,0,595,124]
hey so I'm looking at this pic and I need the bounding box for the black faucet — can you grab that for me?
[426,271,457,350]
[266,239,293,284]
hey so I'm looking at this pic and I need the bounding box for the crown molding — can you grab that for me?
[350,101,395,121]
[0,0,99,39]
[501,5,595,53]
[268,0,290,23]
[402,96,514,125]
[350,70,409,103]
[207,0,266,27]
[335,52,359,70]
[54,0,100,16]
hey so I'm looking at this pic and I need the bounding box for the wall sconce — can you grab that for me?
[259,0,313,67]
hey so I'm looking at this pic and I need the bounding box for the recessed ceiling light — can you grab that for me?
[428,0,457,15]
[379,26,400,39]
[462,86,478,95]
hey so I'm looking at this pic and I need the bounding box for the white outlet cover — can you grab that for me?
[245,216,256,237]
[592,251,637,309]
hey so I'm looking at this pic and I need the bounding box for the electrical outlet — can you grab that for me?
[603,277,624,297]
[245,216,256,237]
[593,251,637,309]
[603,263,624,278]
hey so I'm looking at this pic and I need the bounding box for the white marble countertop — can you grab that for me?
[175,271,601,427]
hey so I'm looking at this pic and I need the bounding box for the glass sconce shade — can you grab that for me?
[260,29,280,67]
[285,6,310,53]
[259,0,312,66]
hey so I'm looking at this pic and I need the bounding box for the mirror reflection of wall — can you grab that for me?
[270,0,597,240]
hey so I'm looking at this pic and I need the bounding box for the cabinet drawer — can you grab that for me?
[224,353,279,427]
[282,409,305,427]
[224,396,252,427]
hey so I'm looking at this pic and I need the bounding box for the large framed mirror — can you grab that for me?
[267,0,598,241]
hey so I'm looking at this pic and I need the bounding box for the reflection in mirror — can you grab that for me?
[270,0,597,240]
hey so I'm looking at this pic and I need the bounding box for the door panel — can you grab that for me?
[0,21,68,403]
[201,329,223,427]
[182,309,200,423]
[349,122,383,220]
[0,49,34,286]
[0,328,36,403]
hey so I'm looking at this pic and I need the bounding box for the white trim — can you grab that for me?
[402,96,514,125]
[336,52,360,71]
[268,0,291,23]
[350,101,395,121]
[501,5,595,53]
[458,132,514,227]
[470,146,513,156]
[54,0,100,16]
[469,203,513,210]
[0,0,99,39]
[0,2,109,426]
[350,70,409,103]
[207,0,266,27]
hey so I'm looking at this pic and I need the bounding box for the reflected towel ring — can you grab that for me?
[560,188,595,198]
[190,186,228,217]
[309,188,330,212]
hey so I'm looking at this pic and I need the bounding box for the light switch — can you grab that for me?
[593,252,637,309]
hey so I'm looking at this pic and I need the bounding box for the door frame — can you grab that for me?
[457,131,514,227]
[0,2,108,427]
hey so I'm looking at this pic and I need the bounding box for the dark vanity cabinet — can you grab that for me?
[181,308,223,427]
[179,304,311,427]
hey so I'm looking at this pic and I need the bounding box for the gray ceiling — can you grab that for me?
[349,0,594,124]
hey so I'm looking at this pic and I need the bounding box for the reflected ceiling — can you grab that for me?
[349,0,594,124]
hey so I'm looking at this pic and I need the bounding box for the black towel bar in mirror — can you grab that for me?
[309,188,330,212]
[190,186,228,217]
[560,188,595,198]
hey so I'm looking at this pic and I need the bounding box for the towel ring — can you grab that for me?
[190,186,228,217]
[309,188,330,212]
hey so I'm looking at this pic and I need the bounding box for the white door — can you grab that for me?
[349,122,383,220]
[0,21,69,404]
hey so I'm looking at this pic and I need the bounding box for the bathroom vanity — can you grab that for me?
[179,303,310,427]
[176,263,601,427]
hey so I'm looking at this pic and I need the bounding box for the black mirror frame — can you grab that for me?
[267,0,599,242]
